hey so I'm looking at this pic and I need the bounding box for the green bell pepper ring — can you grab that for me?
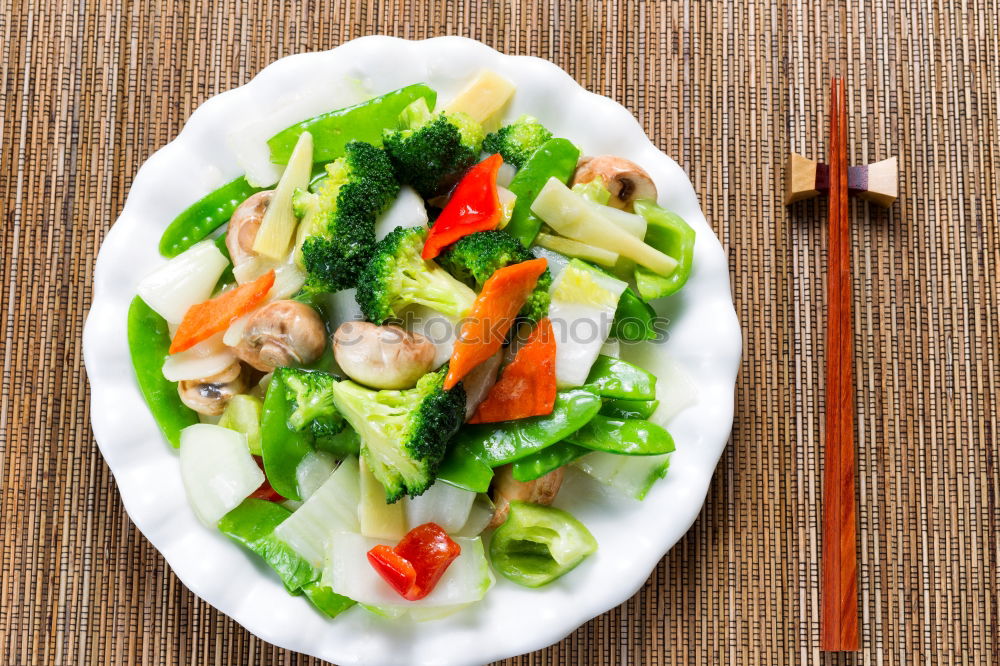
[489,501,597,587]
[632,200,696,301]
[260,368,312,500]
[584,355,657,400]
[599,397,660,420]
[611,288,658,341]
[511,442,589,482]
[218,499,317,593]
[126,296,200,447]
[452,388,602,467]
[268,84,438,164]
[436,444,496,493]
[158,177,264,258]
[506,138,581,247]
[565,415,675,455]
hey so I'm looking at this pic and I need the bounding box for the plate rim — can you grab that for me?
[84,35,742,665]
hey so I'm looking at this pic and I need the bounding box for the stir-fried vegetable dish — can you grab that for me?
[128,71,697,620]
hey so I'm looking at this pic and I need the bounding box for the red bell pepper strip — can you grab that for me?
[367,523,462,601]
[421,154,503,259]
[169,270,275,353]
[367,545,418,598]
[444,258,548,390]
[469,318,557,423]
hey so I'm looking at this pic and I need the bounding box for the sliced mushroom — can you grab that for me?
[488,464,565,528]
[225,190,274,269]
[572,156,657,211]
[333,321,436,390]
[233,300,326,372]
[178,361,249,416]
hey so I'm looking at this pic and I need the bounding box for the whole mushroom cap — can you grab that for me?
[226,190,274,271]
[234,300,327,372]
[572,155,658,211]
[333,321,436,390]
[178,361,249,416]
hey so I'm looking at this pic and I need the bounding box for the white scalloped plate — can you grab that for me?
[84,36,741,666]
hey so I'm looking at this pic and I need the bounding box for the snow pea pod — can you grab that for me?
[599,397,660,420]
[451,388,601,467]
[127,296,200,447]
[218,499,316,593]
[565,415,674,455]
[632,200,696,300]
[489,501,597,587]
[218,499,356,616]
[584,355,657,400]
[436,445,495,493]
[611,287,658,341]
[268,84,438,165]
[506,138,581,247]
[302,581,356,618]
[260,368,312,500]
[158,177,264,258]
[511,442,588,482]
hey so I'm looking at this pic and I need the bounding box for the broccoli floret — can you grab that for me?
[331,366,466,502]
[283,369,340,432]
[383,98,485,198]
[482,115,553,169]
[276,368,359,455]
[436,230,552,323]
[356,225,477,324]
[294,141,399,294]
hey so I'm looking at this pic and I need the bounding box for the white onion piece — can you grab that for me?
[496,186,517,229]
[223,314,250,347]
[274,456,361,568]
[375,186,428,241]
[529,246,569,278]
[323,532,493,607]
[161,333,235,381]
[179,424,264,526]
[495,161,516,188]
[404,481,477,534]
[137,241,228,324]
[461,350,503,420]
[403,305,460,369]
[599,338,621,359]
[453,493,495,537]
[295,450,339,501]
[322,289,364,329]
[232,255,280,285]
[268,261,307,300]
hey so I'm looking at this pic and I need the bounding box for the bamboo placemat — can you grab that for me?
[2,1,997,663]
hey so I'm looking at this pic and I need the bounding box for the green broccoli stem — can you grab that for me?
[402,264,477,317]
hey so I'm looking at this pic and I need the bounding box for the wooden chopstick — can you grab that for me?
[820,76,859,651]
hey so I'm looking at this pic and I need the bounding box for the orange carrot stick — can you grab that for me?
[468,318,556,423]
[169,270,275,354]
[444,258,548,390]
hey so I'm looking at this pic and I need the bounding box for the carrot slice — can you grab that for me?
[169,270,275,354]
[444,258,547,390]
[468,318,556,423]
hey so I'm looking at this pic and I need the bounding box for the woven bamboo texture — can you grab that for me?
[2,0,997,663]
